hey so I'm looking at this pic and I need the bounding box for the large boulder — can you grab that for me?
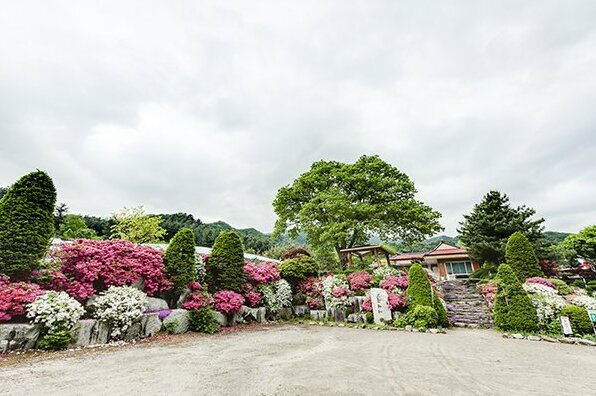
[293,305,310,317]
[124,322,143,341]
[327,307,346,322]
[162,309,189,333]
[242,306,267,323]
[352,296,366,313]
[70,319,97,347]
[89,321,110,345]
[145,297,169,311]
[140,313,162,337]
[310,310,327,320]
[0,323,40,352]
[214,311,227,327]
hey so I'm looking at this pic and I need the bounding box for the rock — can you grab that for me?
[231,311,244,326]
[502,333,510,338]
[70,319,97,347]
[276,307,293,320]
[176,289,190,308]
[0,323,40,351]
[352,296,367,313]
[429,328,439,334]
[89,321,110,345]
[559,337,575,344]
[124,321,143,341]
[214,311,227,327]
[162,309,189,334]
[405,325,413,332]
[243,306,267,323]
[413,328,420,332]
[310,310,327,321]
[326,307,346,322]
[577,339,596,347]
[540,335,558,343]
[293,305,310,317]
[145,297,169,311]
[467,324,480,329]
[85,294,99,308]
[527,335,541,342]
[347,313,366,323]
[140,313,162,337]
[392,311,402,321]
[369,288,392,325]
[511,333,524,339]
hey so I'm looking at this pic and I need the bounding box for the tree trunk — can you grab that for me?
[337,246,348,271]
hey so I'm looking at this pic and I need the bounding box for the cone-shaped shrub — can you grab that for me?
[405,264,449,327]
[505,231,543,281]
[207,231,245,292]
[0,170,56,279]
[493,263,538,332]
[164,228,197,294]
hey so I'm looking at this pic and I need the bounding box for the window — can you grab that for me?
[445,261,473,276]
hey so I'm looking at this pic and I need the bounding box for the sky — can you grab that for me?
[1,1,596,236]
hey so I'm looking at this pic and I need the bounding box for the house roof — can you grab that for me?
[389,242,468,261]
[390,252,425,261]
[340,245,393,255]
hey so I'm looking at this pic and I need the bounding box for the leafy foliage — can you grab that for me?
[58,214,98,240]
[164,228,197,294]
[506,232,543,280]
[458,191,544,265]
[394,305,439,329]
[37,328,72,351]
[111,206,166,244]
[207,231,245,292]
[548,278,571,295]
[273,155,443,268]
[0,170,57,279]
[493,264,538,332]
[188,308,220,334]
[405,264,449,326]
[562,225,596,262]
[559,305,593,335]
[278,256,319,285]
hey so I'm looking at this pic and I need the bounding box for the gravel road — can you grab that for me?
[1,325,594,395]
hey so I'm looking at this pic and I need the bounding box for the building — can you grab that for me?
[389,242,480,280]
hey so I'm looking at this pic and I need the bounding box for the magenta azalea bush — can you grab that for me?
[0,278,44,322]
[244,289,262,307]
[297,276,324,309]
[526,277,556,290]
[49,240,171,301]
[478,282,497,305]
[347,271,372,291]
[213,290,245,314]
[380,275,408,292]
[362,291,405,312]
[243,262,280,285]
[181,282,213,310]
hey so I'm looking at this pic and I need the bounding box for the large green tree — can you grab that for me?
[505,231,543,280]
[0,170,57,279]
[457,191,544,265]
[562,225,596,262]
[272,155,443,269]
[111,206,166,244]
[493,264,538,332]
[58,214,98,240]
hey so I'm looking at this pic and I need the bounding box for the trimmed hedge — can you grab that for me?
[493,263,538,332]
[405,264,449,327]
[164,228,197,294]
[188,308,221,334]
[278,256,318,285]
[0,170,56,279]
[505,232,543,281]
[207,231,245,292]
[559,305,593,336]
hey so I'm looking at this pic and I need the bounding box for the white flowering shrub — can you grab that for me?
[529,294,567,328]
[259,279,293,313]
[372,266,398,279]
[91,286,147,339]
[27,291,85,331]
[569,294,596,310]
[321,275,352,309]
[523,282,558,297]
[195,254,206,282]
[259,284,279,312]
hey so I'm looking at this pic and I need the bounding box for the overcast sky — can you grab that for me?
[1,1,595,236]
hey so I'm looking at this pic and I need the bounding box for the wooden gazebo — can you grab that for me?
[339,245,392,268]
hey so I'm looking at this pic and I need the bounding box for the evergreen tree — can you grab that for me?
[164,228,197,294]
[506,231,543,280]
[405,264,449,327]
[0,170,57,279]
[493,264,538,332]
[207,231,245,292]
[458,191,544,265]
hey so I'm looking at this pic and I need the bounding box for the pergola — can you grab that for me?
[339,245,392,268]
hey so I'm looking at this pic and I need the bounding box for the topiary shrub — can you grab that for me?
[207,231,245,292]
[394,305,439,329]
[505,231,543,281]
[493,264,538,332]
[188,307,220,334]
[278,256,319,286]
[405,264,449,327]
[559,305,593,335]
[0,170,56,279]
[164,228,197,296]
[548,278,571,296]
[37,328,72,351]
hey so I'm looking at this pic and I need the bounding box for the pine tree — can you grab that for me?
[164,228,198,295]
[207,231,245,292]
[0,170,57,279]
[506,231,543,280]
[493,264,538,332]
[457,191,544,265]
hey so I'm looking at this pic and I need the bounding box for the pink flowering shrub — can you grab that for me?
[243,262,280,285]
[361,296,372,312]
[0,278,44,322]
[331,287,350,298]
[298,276,324,309]
[347,271,372,291]
[213,290,245,314]
[49,240,171,301]
[478,282,497,305]
[181,282,213,310]
[526,277,556,290]
[361,291,405,312]
[380,275,408,292]
[244,290,262,307]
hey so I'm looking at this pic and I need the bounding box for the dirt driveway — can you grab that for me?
[1,324,594,395]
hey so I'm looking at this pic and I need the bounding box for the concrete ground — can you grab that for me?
[1,324,595,395]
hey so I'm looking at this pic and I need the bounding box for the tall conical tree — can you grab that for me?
[405,263,450,327]
[493,263,538,332]
[505,231,543,280]
[164,228,197,295]
[0,170,56,279]
[207,231,245,292]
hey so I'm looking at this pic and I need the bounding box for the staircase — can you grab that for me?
[440,280,493,328]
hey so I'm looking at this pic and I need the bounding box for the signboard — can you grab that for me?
[559,316,573,336]
[369,288,392,325]
[587,310,596,323]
